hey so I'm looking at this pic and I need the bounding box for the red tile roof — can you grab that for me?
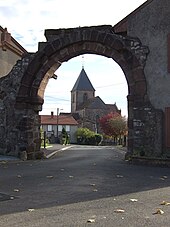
[40,114,78,125]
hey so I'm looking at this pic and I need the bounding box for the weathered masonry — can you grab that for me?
[0,23,165,160]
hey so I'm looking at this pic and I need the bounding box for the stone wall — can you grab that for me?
[0,54,43,159]
[132,106,163,157]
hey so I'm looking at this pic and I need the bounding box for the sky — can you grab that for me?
[0,0,146,116]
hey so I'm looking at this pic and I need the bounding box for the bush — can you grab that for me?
[95,134,103,145]
[60,127,69,145]
[76,128,102,145]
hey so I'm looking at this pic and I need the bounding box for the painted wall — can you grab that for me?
[128,0,170,112]
[0,48,21,77]
[0,29,26,78]
[41,124,78,143]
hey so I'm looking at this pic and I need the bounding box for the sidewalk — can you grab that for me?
[0,144,73,161]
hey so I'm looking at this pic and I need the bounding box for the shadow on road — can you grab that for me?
[0,146,170,216]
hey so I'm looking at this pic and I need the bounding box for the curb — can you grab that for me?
[46,146,74,159]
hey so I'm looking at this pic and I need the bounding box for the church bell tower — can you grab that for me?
[71,66,95,113]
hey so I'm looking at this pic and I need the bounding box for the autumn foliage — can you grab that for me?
[99,112,127,137]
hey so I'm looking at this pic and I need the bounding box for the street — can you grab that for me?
[0,145,170,227]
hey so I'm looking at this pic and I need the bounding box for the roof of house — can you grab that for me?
[71,67,95,92]
[0,26,27,55]
[113,0,154,34]
[40,114,78,125]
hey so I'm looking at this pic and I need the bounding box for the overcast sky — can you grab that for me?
[0,0,146,116]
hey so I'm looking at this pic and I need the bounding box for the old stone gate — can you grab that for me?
[0,25,163,159]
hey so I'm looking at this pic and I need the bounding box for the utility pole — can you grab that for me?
[56,108,63,142]
[56,107,59,139]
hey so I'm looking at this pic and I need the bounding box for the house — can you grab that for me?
[113,0,154,35]
[40,112,78,144]
[113,0,170,153]
[0,26,27,78]
[71,67,121,133]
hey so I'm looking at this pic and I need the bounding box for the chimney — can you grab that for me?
[51,111,54,118]
[1,27,11,51]
[1,27,11,43]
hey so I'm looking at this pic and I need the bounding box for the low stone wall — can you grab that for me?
[129,156,170,167]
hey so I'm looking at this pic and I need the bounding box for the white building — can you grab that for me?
[40,112,78,144]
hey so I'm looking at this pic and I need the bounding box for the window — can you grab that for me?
[47,125,52,131]
[66,125,70,132]
[58,125,62,132]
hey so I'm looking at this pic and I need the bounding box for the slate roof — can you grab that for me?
[71,68,95,92]
[106,103,121,113]
[77,96,107,110]
[40,114,78,125]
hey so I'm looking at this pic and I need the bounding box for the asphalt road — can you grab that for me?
[0,145,170,227]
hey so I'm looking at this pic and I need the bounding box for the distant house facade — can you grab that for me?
[71,67,121,133]
[0,26,27,78]
[40,112,78,143]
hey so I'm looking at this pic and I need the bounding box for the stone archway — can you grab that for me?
[0,25,163,159]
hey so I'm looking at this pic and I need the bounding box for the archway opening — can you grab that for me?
[40,54,128,146]
[41,54,128,115]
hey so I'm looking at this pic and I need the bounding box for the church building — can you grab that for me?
[71,66,121,133]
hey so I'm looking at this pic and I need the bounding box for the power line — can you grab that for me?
[45,96,70,102]
[96,82,126,89]
[45,83,126,96]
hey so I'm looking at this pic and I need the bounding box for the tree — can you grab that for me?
[109,115,127,138]
[99,112,127,139]
[99,112,120,136]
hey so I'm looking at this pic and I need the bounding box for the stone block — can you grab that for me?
[111,38,124,51]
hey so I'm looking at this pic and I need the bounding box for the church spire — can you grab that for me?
[71,67,95,92]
